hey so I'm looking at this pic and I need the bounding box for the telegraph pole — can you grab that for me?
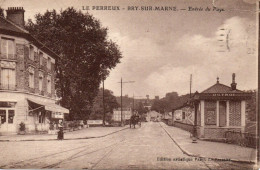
[190,74,192,98]
[118,78,135,126]
[121,78,123,125]
[102,79,105,126]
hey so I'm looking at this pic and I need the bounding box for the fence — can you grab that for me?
[225,130,258,148]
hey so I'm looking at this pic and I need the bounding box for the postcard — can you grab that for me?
[0,0,258,169]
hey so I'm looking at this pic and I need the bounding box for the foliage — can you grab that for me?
[245,90,256,121]
[89,88,119,122]
[19,122,26,131]
[136,102,148,115]
[151,92,191,113]
[25,8,122,120]
[0,7,4,17]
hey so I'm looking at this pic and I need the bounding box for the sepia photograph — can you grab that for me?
[0,0,258,169]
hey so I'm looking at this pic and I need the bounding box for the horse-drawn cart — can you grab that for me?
[130,115,141,128]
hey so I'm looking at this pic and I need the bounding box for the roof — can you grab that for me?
[0,16,60,60]
[0,16,28,34]
[201,83,244,94]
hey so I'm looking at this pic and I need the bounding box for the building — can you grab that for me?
[112,108,132,121]
[182,74,251,139]
[146,111,161,121]
[173,105,194,124]
[0,7,69,134]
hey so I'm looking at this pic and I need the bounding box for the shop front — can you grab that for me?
[28,98,69,132]
[0,102,16,133]
[0,92,69,134]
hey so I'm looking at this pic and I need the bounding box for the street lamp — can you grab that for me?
[118,78,135,126]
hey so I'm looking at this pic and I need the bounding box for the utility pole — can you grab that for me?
[133,93,135,112]
[118,78,135,126]
[190,74,192,98]
[121,78,122,125]
[102,79,105,126]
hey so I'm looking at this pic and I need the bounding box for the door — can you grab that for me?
[0,109,7,131]
[219,101,226,127]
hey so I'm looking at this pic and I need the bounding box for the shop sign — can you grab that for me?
[200,93,251,99]
[51,112,64,119]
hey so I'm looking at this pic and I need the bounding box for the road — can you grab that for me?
[0,122,253,169]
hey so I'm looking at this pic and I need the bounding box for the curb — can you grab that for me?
[159,122,256,165]
[0,127,129,142]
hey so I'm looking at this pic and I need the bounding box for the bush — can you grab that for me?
[19,122,26,131]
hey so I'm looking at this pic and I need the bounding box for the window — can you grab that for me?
[47,57,51,69]
[29,46,34,60]
[28,67,34,88]
[8,110,14,124]
[39,71,43,92]
[0,109,14,124]
[0,110,6,124]
[182,112,185,120]
[39,52,43,65]
[1,38,15,59]
[0,61,16,90]
[47,75,51,93]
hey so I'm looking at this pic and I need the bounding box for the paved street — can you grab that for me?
[0,122,254,169]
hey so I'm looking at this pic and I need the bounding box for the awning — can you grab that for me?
[27,98,69,114]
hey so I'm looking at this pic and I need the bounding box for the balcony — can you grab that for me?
[0,84,16,91]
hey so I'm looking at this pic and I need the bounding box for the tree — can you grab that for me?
[245,90,256,121]
[151,92,191,113]
[26,8,122,120]
[90,89,119,123]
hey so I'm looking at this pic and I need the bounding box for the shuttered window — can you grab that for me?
[1,38,15,59]
[1,68,15,90]
[47,75,51,93]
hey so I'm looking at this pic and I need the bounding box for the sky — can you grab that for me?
[0,0,257,98]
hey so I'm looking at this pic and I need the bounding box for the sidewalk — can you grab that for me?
[0,126,128,142]
[159,122,257,164]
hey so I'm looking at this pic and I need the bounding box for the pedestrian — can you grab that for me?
[57,120,64,140]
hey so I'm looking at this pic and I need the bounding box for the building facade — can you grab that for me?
[112,108,132,121]
[0,7,69,134]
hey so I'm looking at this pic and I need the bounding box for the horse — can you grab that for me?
[130,115,141,128]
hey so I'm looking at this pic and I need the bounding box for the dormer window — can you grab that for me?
[29,45,34,61]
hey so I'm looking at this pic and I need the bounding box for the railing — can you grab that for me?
[225,130,258,148]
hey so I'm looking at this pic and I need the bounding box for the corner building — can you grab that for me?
[0,7,68,134]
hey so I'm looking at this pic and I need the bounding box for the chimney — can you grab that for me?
[231,73,237,90]
[6,7,25,28]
